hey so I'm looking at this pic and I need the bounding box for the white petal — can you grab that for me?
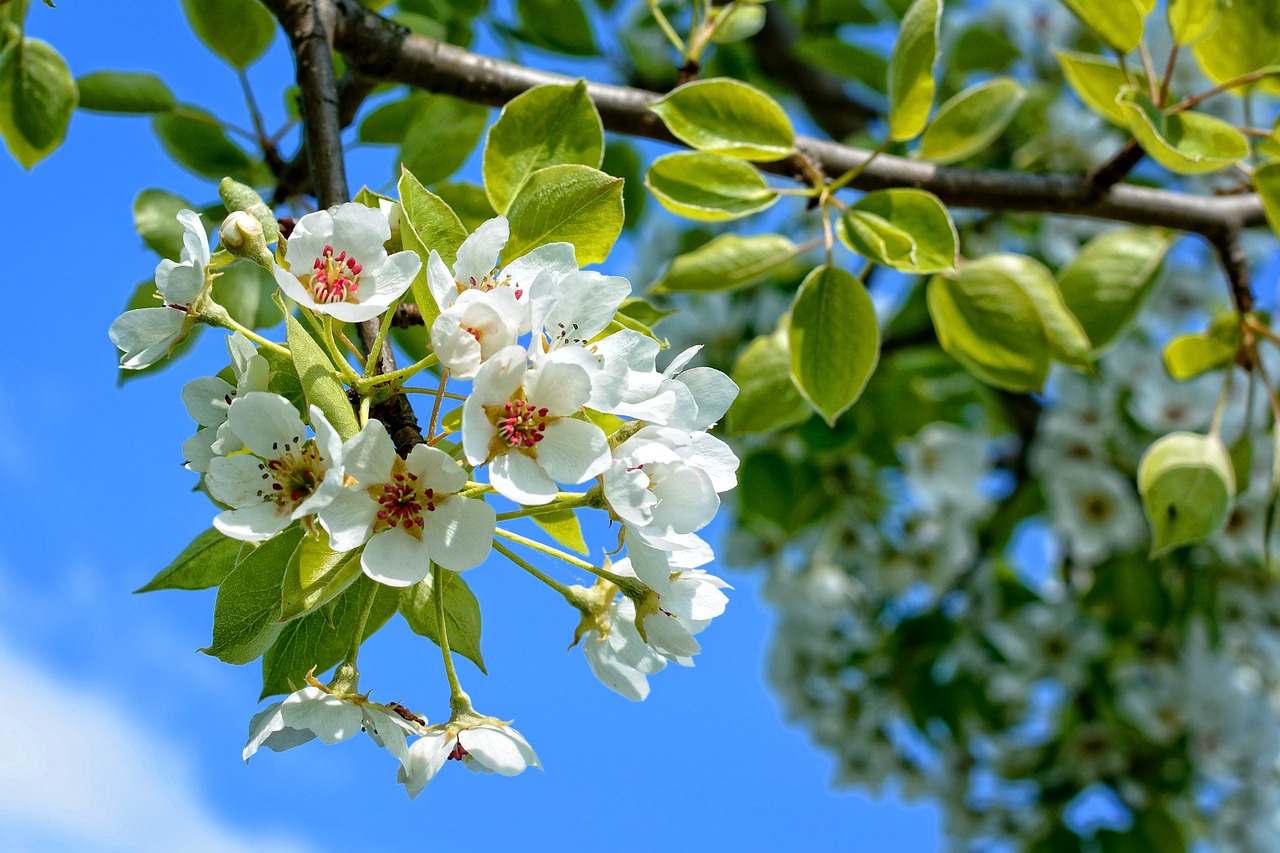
[537,419,610,484]
[524,358,591,416]
[489,452,558,505]
[279,686,364,744]
[109,307,185,369]
[229,392,306,459]
[285,208,333,270]
[603,462,657,528]
[227,331,258,375]
[362,527,432,587]
[422,496,496,572]
[398,732,452,800]
[664,345,701,377]
[244,702,316,761]
[650,465,718,534]
[361,706,416,767]
[213,502,291,542]
[664,572,730,621]
[688,431,739,492]
[430,315,483,378]
[176,208,211,266]
[427,250,458,311]
[461,725,540,775]
[679,367,739,430]
[624,538,674,596]
[157,260,204,305]
[342,420,396,484]
[318,488,378,552]
[643,611,701,661]
[315,296,393,324]
[330,201,391,260]
[309,405,344,471]
[182,427,220,473]
[271,263,319,313]
[454,216,509,284]
[503,242,577,294]
[405,444,468,494]
[206,453,273,508]
[538,271,631,349]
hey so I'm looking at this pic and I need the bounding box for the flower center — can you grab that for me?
[447,740,470,762]
[307,244,363,304]
[463,271,523,300]
[373,469,437,534]
[253,438,327,507]
[489,399,550,450]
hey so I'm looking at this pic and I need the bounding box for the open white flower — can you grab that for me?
[109,209,210,369]
[429,287,523,379]
[462,345,610,505]
[318,420,496,586]
[426,215,576,318]
[1044,463,1144,565]
[608,344,737,431]
[527,268,631,356]
[604,433,720,535]
[243,684,423,769]
[273,202,420,323]
[580,593,667,701]
[398,722,541,799]
[181,333,269,472]
[205,392,344,541]
[613,557,730,664]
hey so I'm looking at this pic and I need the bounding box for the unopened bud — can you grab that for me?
[219,211,273,269]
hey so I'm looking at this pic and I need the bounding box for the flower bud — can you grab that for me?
[219,211,274,269]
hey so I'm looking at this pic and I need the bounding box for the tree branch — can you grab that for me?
[266,0,424,455]
[325,0,1265,239]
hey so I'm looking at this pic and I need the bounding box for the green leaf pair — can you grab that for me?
[837,189,957,274]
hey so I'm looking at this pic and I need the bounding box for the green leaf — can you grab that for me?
[261,346,307,414]
[516,0,596,55]
[279,530,362,622]
[1254,160,1280,240]
[283,311,360,441]
[211,260,278,330]
[260,577,400,698]
[951,26,1020,75]
[203,526,300,665]
[728,328,813,434]
[359,94,427,144]
[919,77,1025,165]
[649,78,795,161]
[1163,333,1235,380]
[654,233,797,293]
[1117,88,1249,175]
[710,4,766,43]
[1058,228,1173,351]
[482,81,604,214]
[1192,0,1280,90]
[135,527,251,593]
[399,570,487,673]
[886,0,941,142]
[76,70,174,114]
[927,265,1050,392]
[180,0,275,69]
[0,37,76,168]
[1169,0,1227,45]
[971,254,1092,370]
[503,163,624,265]
[133,188,195,260]
[645,152,777,222]
[531,509,588,555]
[1059,0,1145,53]
[792,36,887,92]
[1056,49,1147,127]
[1138,432,1235,556]
[398,166,466,329]
[400,95,488,186]
[601,141,647,230]
[434,182,497,233]
[837,188,957,273]
[152,106,265,184]
[789,266,880,425]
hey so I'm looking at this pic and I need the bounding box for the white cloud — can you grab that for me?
[0,636,311,853]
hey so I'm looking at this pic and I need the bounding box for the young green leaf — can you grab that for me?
[399,570,487,673]
[202,526,301,665]
[1058,228,1173,352]
[133,188,196,261]
[503,163,624,264]
[260,577,401,699]
[0,37,76,169]
[728,328,814,434]
[789,266,880,425]
[649,78,795,161]
[76,70,175,114]
[836,189,957,273]
[1254,160,1280,240]
[1192,0,1280,89]
[398,166,467,329]
[531,509,588,555]
[135,528,251,593]
[400,95,488,187]
[516,0,597,56]
[279,530,362,622]
[919,77,1025,165]
[645,152,778,222]
[971,254,1092,370]
[180,0,275,69]
[1163,333,1236,380]
[710,4,766,43]
[152,106,266,184]
[482,80,604,214]
[654,233,798,293]
[1059,0,1145,53]
[1055,50,1148,127]
[927,266,1050,392]
[283,312,360,441]
[1168,0,1227,45]
[210,260,278,331]
[1138,432,1235,556]
[886,0,941,142]
[1117,88,1249,175]
[793,36,888,93]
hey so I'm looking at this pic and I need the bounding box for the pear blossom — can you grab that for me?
[1043,463,1144,564]
[527,268,632,357]
[109,209,210,369]
[426,215,576,317]
[429,287,523,379]
[205,392,344,541]
[613,557,730,664]
[318,419,496,586]
[398,722,541,799]
[180,333,269,472]
[462,345,610,505]
[609,344,738,432]
[272,202,420,323]
[579,593,667,701]
[243,684,423,768]
[604,432,720,535]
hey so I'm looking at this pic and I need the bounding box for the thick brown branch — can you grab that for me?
[326,0,1265,239]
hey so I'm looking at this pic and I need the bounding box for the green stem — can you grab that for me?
[213,314,291,358]
[362,303,399,377]
[328,579,379,694]
[648,0,686,54]
[493,527,645,601]
[357,350,440,392]
[433,563,473,715]
[303,310,360,384]
[492,540,577,598]
[494,491,596,521]
[828,138,891,194]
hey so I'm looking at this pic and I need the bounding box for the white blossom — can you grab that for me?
[398,723,541,799]
[181,333,269,472]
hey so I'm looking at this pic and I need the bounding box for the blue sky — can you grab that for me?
[0,2,941,850]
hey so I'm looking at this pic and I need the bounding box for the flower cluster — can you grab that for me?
[114,200,739,795]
